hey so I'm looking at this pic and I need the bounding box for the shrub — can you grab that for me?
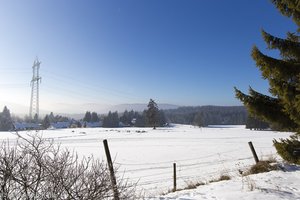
[0,133,136,199]
[247,161,278,175]
[184,181,205,190]
[218,175,231,181]
[209,174,231,183]
[273,134,300,165]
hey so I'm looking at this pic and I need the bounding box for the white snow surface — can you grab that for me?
[0,124,299,199]
[155,166,300,200]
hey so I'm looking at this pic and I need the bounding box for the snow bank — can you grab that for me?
[154,165,300,200]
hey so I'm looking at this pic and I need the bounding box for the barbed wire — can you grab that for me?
[116,152,267,195]
[115,148,243,167]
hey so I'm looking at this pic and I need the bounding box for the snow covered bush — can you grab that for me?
[0,133,136,199]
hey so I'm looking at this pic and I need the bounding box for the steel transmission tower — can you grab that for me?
[29,58,42,120]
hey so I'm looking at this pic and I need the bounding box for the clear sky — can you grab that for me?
[0,0,297,114]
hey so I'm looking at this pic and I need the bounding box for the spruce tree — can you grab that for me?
[120,110,130,125]
[33,113,39,123]
[0,106,13,131]
[103,111,119,127]
[234,0,300,164]
[158,110,167,126]
[91,112,99,122]
[135,111,146,127]
[193,112,204,127]
[42,115,51,129]
[146,99,159,129]
[49,112,55,123]
[83,111,92,122]
[235,1,300,130]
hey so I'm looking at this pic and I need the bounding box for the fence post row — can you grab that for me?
[103,140,261,198]
[248,141,259,164]
[103,139,120,200]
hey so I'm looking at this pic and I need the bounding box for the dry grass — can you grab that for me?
[183,181,206,190]
[209,174,231,183]
[246,161,278,175]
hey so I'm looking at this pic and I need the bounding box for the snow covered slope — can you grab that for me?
[154,164,300,200]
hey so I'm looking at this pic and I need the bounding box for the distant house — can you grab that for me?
[49,121,70,129]
[119,122,130,127]
[131,118,137,125]
[13,122,41,131]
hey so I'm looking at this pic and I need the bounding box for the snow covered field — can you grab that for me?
[0,125,299,199]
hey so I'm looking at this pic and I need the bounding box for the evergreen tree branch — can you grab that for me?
[252,46,300,80]
[234,87,297,130]
[262,30,300,60]
[271,0,300,30]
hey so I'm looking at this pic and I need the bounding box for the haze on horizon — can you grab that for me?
[0,0,297,115]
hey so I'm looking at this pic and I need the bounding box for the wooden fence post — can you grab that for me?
[103,139,119,200]
[173,163,177,192]
[248,141,259,164]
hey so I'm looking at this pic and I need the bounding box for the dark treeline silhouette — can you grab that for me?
[101,99,167,128]
[246,115,269,130]
[102,109,167,128]
[1,105,268,131]
[164,106,247,126]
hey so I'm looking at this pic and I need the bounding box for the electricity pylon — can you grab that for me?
[29,58,41,120]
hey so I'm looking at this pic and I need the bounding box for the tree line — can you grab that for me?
[85,99,167,128]
[164,106,248,126]
[0,99,167,131]
[1,102,270,131]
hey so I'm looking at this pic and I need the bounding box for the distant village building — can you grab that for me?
[13,122,41,131]
[131,118,137,125]
[84,121,102,128]
[49,122,71,129]
[13,120,102,131]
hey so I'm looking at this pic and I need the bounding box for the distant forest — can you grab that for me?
[1,105,270,131]
[97,105,249,128]
[164,106,247,126]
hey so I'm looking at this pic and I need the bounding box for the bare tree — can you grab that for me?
[0,133,137,199]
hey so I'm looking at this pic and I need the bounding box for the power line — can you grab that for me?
[42,69,144,102]
[116,148,242,166]
[0,83,28,88]
[0,67,30,72]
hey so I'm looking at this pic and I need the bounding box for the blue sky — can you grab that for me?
[0,0,297,114]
